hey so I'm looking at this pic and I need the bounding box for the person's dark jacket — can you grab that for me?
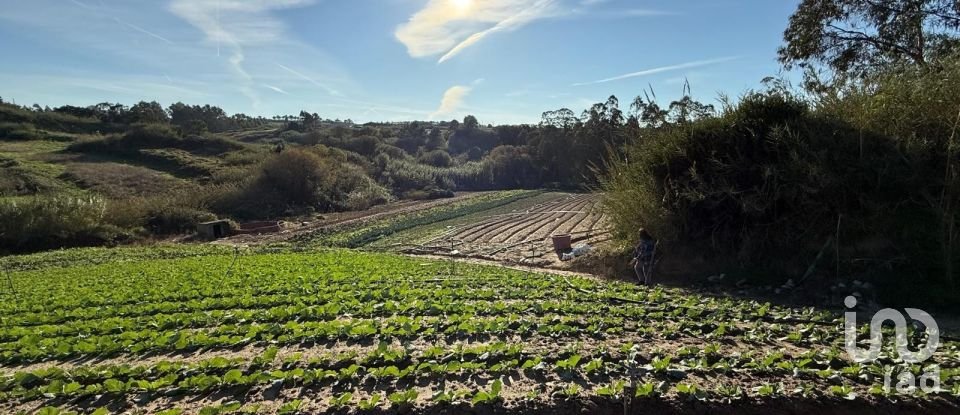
[633,239,655,261]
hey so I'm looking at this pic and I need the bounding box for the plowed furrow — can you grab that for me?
[460,195,583,243]
[485,196,589,244]
[497,197,594,244]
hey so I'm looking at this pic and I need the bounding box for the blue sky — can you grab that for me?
[0,0,799,124]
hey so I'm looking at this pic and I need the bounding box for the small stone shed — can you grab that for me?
[197,220,231,240]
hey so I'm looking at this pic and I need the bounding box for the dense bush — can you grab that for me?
[448,127,499,154]
[374,143,409,160]
[486,145,540,189]
[339,135,381,156]
[607,91,898,247]
[0,103,101,133]
[145,206,217,235]
[214,148,390,218]
[343,170,394,210]
[380,158,452,193]
[602,76,960,306]
[418,149,453,167]
[0,122,41,140]
[0,196,130,254]
[256,149,336,207]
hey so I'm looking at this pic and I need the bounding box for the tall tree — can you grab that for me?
[780,0,960,77]
[462,115,479,131]
[129,101,169,124]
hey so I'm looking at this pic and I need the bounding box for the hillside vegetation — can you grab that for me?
[601,0,960,308]
[0,98,635,255]
[3,0,960,311]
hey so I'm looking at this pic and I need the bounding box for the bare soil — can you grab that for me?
[399,193,610,268]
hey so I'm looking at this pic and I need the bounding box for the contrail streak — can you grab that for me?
[572,56,738,86]
[114,17,173,44]
[276,63,341,96]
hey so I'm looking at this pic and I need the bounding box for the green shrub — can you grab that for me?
[486,145,539,189]
[402,187,455,200]
[345,173,394,211]
[0,122,41,140]
[145,206,217,235]
[259,149,335,207]
[374,143,409,160]
[812,58,960,304]
[212,149,388,219]
[603,61,960,306]
[419,149,453,167]
[601,90,932,301]
[0,196,130,254]
[0,103,101,133]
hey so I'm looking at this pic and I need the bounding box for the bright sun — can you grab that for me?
[450,0,473,11]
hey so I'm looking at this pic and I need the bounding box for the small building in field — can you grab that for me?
[197,220,231,240]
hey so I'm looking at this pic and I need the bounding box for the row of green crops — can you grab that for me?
[0,250,958,414]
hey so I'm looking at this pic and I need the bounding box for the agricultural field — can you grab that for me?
[352,191,610,267]
[228,191,542,249]
[234,191,607,265]
[0,249,957,414]
[369,193,610,266]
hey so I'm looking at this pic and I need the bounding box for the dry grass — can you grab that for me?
[61,162,193,199]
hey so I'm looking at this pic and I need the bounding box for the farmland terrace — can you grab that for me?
[214,191,610,270]
[0,248,956,414]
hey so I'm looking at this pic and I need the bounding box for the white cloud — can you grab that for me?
[0,0,358,114]
[169,0,317,107]
[438,0,559,63]
[430,85,473,119]
[572,57,738,86]
[397,0,562,64]
[396,0,674,64]
[169,0,313,46]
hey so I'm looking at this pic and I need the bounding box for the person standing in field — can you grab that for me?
[629,228,657,285]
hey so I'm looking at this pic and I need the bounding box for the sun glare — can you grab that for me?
[450,0,473,12]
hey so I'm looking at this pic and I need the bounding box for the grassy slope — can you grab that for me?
[0,140,83,198]
[0,128,264,201]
